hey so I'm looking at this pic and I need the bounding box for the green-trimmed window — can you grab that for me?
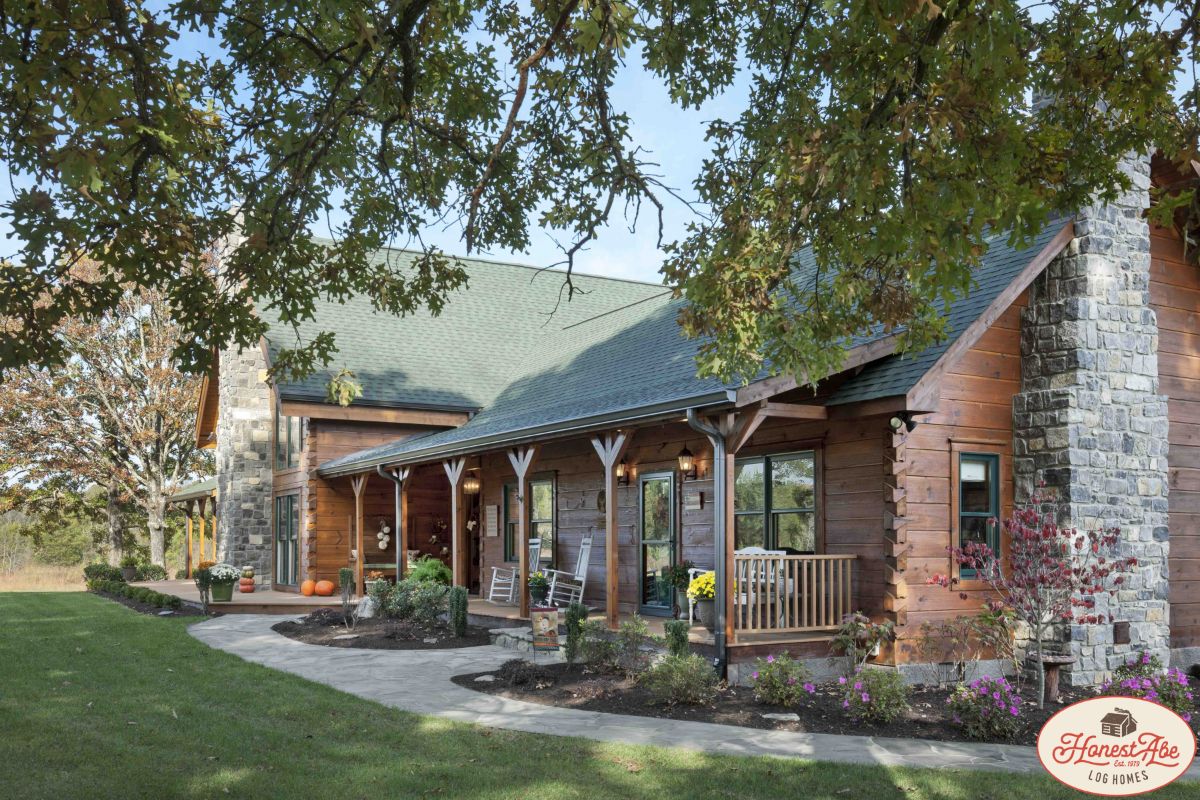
[733,452,817,552]
[275,413,302,469]
[274,494,300,586]
[503,477,555,567]
[958,453,1000,576]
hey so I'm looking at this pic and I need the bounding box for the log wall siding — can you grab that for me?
[471,417,890,619]
[898,293,1027,659]
[1149,223,1200,649]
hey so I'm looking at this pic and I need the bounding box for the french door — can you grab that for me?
[638,471,676,616]
[274,494,299,586]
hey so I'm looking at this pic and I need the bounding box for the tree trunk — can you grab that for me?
[147,490,166,568]
[106,484,124,566]
[1035,627,1046,710]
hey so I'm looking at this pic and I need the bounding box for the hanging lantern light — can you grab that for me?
[463,474,481,495]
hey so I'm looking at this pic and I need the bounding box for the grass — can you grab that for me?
[0,564,83,592]
[1,593,1189,800]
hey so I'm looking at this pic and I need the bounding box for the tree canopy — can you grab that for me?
[1,1,1197,385]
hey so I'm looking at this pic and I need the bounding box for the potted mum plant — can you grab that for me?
[207,563,241,602]
[662,560,696,619]
[528,571,550,605]
[687,571,717,631]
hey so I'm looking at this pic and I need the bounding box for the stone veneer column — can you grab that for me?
[1012,152,1171,685]
[215,343,275,586]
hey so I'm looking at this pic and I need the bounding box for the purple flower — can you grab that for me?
[861,692,870,703]
[853,681,863,691]
[838,676,847,685]
[751,671,759,680]
[786,677,797,686]
[842,700,850,709]
[1009,706,1020,716]
[766,655,775,663]
[803,683,815,694]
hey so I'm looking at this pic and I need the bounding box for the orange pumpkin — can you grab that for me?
[314,580,335,597]
[300,579,317,597]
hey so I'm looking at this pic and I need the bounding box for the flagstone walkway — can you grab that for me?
[189,615,1200,779]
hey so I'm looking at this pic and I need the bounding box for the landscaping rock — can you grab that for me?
[332,633,359,641]
[761,713,800,722]
[355,596,379,620]
[474,674,496,683]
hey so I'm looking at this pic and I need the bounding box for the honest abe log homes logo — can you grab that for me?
[1037,697,1196,795]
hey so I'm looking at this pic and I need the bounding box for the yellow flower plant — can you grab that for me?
[687,571,716,600]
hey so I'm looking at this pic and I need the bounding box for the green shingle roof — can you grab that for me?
[171,477,216,503]
[261,245,667,409]
[316,223,1070,476]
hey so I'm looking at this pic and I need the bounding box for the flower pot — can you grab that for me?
[121,566,138,582]
[695,598,716,631]
[211,582,235,602]
[530,586,549,605]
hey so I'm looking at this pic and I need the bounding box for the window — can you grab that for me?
[733,452,817,552]
[274,494,300,586]
[503,477,555,567]
[275,413,302,469]
[958,453,999,576]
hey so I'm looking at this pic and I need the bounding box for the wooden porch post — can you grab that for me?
[443,458,467,587]
[351,474,368,597]
[209,494,218,561]
[185,501,194,578]
[507,445,538,617]
[591,431,632,629]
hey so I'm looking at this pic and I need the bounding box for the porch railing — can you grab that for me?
[732,554,856,634]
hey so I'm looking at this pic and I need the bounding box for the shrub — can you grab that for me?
[663,620,690,658]
[1100,652,1196,721]
[409,556,452,585]
[119,554,139,568]
[137,564,168,582]
[839,668,909,723]
[749,653,815,707]
[947,676,1023,740]
[83,563,123,583]
[564,603,588,665]
[337,566,355,595]
[580,619,618,669]
[405,578,448,628]
[448,586,468,637]
[641,654,719,706]
[831,611,895,674]
[174,569,188,580]
[616,614,654,675]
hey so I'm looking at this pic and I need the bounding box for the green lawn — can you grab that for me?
[0,592,1187,799]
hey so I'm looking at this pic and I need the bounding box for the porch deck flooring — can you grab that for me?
[135,580,345,614]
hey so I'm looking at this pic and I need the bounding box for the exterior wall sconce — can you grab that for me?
[616,459,630,486]
[463,474,481,495]
[678,446,698,480]
[889,412,918,433]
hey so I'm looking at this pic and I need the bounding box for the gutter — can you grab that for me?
[377,466,406,580]
[318,389,735,479]
[686,409,728,676]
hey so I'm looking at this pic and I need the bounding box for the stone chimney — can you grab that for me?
[212,218,275,585]
[1013,149,1171,684]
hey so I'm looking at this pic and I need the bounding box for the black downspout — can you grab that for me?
[377,465,405,580]
[686,408,728,677]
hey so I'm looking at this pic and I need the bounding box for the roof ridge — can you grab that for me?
[307,235,668,289]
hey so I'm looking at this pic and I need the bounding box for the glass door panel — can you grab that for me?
[639,472,675,615]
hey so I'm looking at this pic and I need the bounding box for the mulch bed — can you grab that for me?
[454,660,1200,747]
[91,589,207,617]
[273,608,493,650]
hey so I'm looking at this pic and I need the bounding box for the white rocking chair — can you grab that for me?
[487,538,541,604]
[545,537,592,607]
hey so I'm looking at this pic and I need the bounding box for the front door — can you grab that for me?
[639,471,676,616]
[274,494,299,586]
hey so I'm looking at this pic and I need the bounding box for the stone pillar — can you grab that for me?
[1013,152,1170,685]
[215,342,274,586]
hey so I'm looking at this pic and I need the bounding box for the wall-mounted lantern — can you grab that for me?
[616,459,630,486]
[678,446,698,480]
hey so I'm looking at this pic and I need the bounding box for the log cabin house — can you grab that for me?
[185,152,1200,684]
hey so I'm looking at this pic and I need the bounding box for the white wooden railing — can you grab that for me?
[732,554,856,634]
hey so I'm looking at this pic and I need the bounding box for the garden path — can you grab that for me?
[189,615,1200,780]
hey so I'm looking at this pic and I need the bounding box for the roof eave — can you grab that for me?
[317,390,736,479]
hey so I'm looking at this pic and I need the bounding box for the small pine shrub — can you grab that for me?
[616,614,654,675]
[947,676,1023,740]
[449,586,468,637]
[337,566,355,595]
[641,654,719,706]
[663,620,690,658]
[839,668,909,723]
[580,619,618,670]
[749,653,815,707]
[564,603,589,665]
